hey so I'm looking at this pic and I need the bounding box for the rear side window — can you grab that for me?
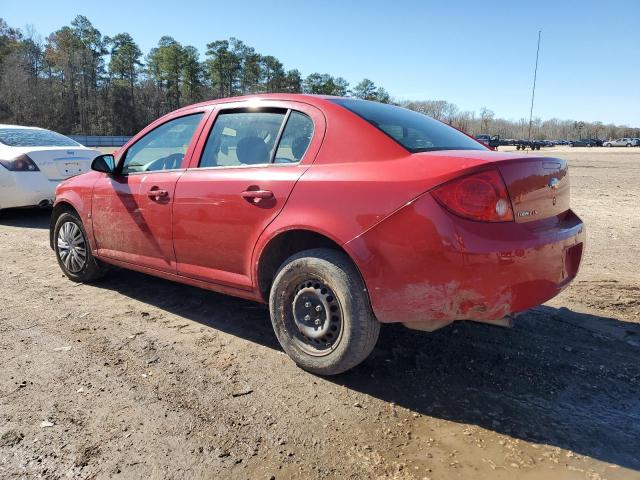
[0,128,80,147]
[331,99,486,153]
[200,111,287,168]
[274,112,314,163]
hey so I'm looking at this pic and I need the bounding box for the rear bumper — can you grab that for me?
[345,193,585,325]
[0,169,58,209]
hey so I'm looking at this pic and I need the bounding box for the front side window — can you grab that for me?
[0,128,80,147]
[200,111,287,168]
[331,98,486,153]
[121,113,204,174]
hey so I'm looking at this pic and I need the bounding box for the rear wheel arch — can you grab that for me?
[256,228,369,304]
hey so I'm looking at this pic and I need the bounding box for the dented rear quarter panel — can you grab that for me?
[346,192,586,325]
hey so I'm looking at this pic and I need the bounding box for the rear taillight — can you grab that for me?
[0,153,40,171]
[431,169,514,222]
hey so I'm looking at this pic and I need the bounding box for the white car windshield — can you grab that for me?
[0,128,81,147]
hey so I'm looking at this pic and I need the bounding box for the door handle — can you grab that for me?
[241,189,273,204]
[147,188,169,200]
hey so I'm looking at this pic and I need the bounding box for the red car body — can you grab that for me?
[52,94,584,332]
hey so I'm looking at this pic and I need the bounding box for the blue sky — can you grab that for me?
[3,0,639,126]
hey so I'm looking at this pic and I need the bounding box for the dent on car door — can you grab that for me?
[172,103,322,290]
[91,111,208,272]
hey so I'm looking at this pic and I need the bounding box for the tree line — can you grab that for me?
[403,100,640,141]
[0,16,389,136]
[0,16,637,140]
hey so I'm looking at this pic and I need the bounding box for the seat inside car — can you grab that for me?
[237,136,269,165]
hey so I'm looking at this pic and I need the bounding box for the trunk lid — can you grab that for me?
[25,148,99,180]
[497,157,569,223]
[414,151,571,223]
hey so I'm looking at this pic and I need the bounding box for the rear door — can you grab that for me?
[91,110,209,272]
[173,100,325,290]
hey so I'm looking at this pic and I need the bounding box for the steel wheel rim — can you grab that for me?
[57,221,87,274]
[289,279,343,357]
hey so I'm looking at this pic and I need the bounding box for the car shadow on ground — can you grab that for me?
[0,208,51,229]
[94,268,640,472]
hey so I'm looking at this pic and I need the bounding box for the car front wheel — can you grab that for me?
[54,212,105,282]
[269,248,380,375]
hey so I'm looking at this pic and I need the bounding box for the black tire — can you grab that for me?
[269,248,380,375]
[626,143,631,147]
[53,211,105,282]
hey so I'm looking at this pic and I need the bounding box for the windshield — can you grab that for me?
[331,99,486,153]
[0,128,81,147]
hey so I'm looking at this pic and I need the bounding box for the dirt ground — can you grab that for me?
[1,146,639,479]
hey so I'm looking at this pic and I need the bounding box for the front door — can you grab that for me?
[92,111,207,272]
[173,102,323,289]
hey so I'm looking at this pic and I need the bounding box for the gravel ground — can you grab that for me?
[1,146,639,479]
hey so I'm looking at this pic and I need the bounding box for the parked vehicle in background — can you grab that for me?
[603,138,639,147]
[570,138,599,147]
[475,134,500,150]
[50,94,585,375]
[0,125,100,212]
[515,139,542,150]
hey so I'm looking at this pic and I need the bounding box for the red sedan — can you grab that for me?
[51,94,585,375]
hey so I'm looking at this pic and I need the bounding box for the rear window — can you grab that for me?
[0,128,80,147]
[331,99,486,153]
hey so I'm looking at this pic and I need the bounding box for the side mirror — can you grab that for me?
[91,154,115,174]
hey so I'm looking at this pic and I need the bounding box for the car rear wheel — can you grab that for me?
[54,212,105,282]
[269,248,380,375]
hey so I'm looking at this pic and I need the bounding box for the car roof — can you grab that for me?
[173,93,342,114]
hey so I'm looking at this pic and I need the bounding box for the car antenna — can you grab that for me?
[527,30,542,144]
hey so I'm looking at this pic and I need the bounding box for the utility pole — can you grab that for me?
[528,30,542,142]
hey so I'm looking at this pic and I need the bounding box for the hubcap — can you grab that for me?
[57,221,87,273]
[291,280,342,354]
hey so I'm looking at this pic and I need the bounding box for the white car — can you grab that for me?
[0,125,100,211]
[603,137,639,147]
